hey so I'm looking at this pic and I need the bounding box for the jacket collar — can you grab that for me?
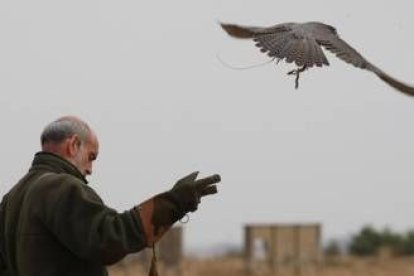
[30,151,88,184]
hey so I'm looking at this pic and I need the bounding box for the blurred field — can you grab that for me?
[108,256,414,276]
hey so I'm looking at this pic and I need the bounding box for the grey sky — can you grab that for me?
[1,0,414,254]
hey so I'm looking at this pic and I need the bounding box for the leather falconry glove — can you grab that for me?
[135,171,220,247]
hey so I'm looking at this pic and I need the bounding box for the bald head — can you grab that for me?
[41,116,99,176]
[41,116,91,147]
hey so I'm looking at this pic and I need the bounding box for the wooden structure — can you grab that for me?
[245,224,321,276]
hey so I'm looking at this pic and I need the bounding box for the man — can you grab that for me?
[0,116,220,276]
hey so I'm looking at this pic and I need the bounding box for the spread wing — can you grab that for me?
[221,22,414,96]
[312,25,414,96]
[220,22,329,68]
[312,26,374,71]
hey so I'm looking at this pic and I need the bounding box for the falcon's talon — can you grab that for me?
[295,73,300,89]
[287,66,307,89]
[287,69,295,75]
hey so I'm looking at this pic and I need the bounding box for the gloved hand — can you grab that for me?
[135,171,221,246]
[152,171,220,229]
[171,171,220,212]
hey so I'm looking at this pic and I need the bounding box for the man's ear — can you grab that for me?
[66,135,81,158]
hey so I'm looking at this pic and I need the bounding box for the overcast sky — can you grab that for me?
[1,0,414,254]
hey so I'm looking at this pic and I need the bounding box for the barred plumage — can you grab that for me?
[220,21,414,96]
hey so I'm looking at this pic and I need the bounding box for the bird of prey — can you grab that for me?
[220,21,414,96]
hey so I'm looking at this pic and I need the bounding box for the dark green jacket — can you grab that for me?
[0,152,146,276]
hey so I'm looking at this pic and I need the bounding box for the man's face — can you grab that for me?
[72,132,99,177]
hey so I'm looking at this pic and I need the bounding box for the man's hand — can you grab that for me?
[135,171,221,246]
[152,172,221,228]
[170,171,220,212]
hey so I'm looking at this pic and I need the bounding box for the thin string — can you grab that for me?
[216,52,276,70]
[148,242,158,276]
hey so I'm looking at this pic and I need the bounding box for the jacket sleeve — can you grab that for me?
[0,199,7,272]
[0,251,5,272]
[33,174,147,265]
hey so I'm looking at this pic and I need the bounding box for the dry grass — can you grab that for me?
[320,256,414,276]
[108,256,414,276]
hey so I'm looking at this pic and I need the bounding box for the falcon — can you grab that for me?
[220,22,414,96]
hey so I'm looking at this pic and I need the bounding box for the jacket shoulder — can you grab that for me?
[29,172,104,209]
